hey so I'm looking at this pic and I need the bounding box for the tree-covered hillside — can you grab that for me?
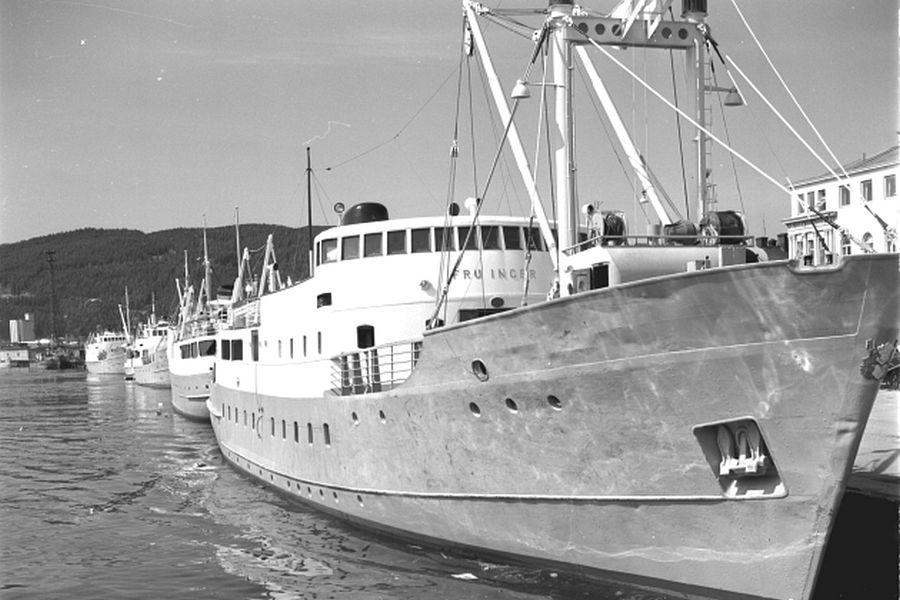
[0,225,327,340]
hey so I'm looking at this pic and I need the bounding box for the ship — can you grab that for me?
[131,321,171,388]
[206,2,900,599]
[84,330,129,375]
[168,227,232,421]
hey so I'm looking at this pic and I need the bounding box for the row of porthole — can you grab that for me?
[231,450,365,508]
[469,394,563,417]
[575,21,691,41]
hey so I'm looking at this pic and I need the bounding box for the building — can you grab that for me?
[783,145,898,265]
[9,313,36,343]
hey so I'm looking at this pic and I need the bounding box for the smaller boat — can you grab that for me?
[168,226,232,421]
[84,330,128,375]
[131,296,172,388]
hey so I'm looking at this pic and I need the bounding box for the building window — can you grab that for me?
[839,185,850,206]
[816,189,826,210]
[270,417,275,437]
[841,233,852,256]
[861,179,872,202]
[885,174,896,198]
[806,191,815,210]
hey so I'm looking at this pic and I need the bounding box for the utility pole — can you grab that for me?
[46,250,57,343]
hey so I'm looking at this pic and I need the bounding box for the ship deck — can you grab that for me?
[849,388,899,501]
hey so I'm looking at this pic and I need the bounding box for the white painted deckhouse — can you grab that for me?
[783,144,898,265]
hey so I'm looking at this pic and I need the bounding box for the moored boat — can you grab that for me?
[168,226,231,421]
[131,318,171,388]
[206,2,900,599]
[84,330,128,375]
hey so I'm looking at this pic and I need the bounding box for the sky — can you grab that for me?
[1,0,897,244]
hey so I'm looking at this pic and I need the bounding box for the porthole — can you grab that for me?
[661,26,672,39]
[469,402,481,417]
[576,22,588,34]
[379,410,387,423]
[332,491,339,502]
[319,489,324,498]
[547,395,563,411]
[594,23,605,35]
[678,28,688,40]
[471,359,489,382]
[357,494,364,507]
[611,23,622,37]
[505,398,518,413]
[307,486,312,496]
[351,411,360,426]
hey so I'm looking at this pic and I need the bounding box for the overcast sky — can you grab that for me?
[1,0,896,244]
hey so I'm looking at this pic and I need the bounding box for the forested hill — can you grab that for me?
[0,224,328,341]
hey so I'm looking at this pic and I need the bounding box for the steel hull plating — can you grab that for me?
[209,255,899,600]
[133,351,171,388]
[170,367,213,421]
[85,349,126,376]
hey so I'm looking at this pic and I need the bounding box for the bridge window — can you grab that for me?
[482,226,501,250]
[319,239,337,264]
[317,293,332,308]
[412,228,430,253]
[502,226,522,250]
[199,340,215,356]
[526,227,544,251]
[342,236,360,260]
[435,226,454,251]
[457,226,478,250]
[364,232,383,257]
[387,230,406,255]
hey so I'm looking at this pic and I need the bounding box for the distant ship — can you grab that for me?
[84,330,128,375]
[168,227,231,420]
[131,315,171,388]
[206,2,900,599]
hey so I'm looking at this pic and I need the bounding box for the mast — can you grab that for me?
[550,0,577,294]
[305,146,314,278]
[683,0,710,221]
[234,206,241,279]
[202,215,212,310]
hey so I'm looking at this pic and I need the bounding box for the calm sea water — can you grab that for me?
[1,370,895,600]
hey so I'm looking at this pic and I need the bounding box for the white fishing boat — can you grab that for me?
[168,227,232,421]
[131,316,172,389]
[83,330,128,375]
[207,2,899,599]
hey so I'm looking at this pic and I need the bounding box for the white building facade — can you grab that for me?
[783,145,898,265]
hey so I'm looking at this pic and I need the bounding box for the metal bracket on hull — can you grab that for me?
[693,417,786,499]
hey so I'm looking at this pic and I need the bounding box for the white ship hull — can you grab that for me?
[210,253,899,600]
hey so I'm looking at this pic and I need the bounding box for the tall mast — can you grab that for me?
[306,146,313,277]
[202,215,212,309]
[234,206,241,278]
[683,0,710,221]
[550,0,577,293]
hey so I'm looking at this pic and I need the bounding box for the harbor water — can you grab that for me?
[1,370,896,600]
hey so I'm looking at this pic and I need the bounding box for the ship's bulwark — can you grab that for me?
[210,254,899,600]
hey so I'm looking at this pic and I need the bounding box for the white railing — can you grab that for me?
[330,340,423,396]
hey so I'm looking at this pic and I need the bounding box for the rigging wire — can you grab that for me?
[323,68,457,172]
[727,0,850,180]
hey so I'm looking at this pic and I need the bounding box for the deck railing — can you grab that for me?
[230,299,261,329]
[330,339,423,396]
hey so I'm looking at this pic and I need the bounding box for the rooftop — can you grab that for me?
[792,144,898,188]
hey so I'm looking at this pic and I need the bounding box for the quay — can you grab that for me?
[850,388,899,501]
